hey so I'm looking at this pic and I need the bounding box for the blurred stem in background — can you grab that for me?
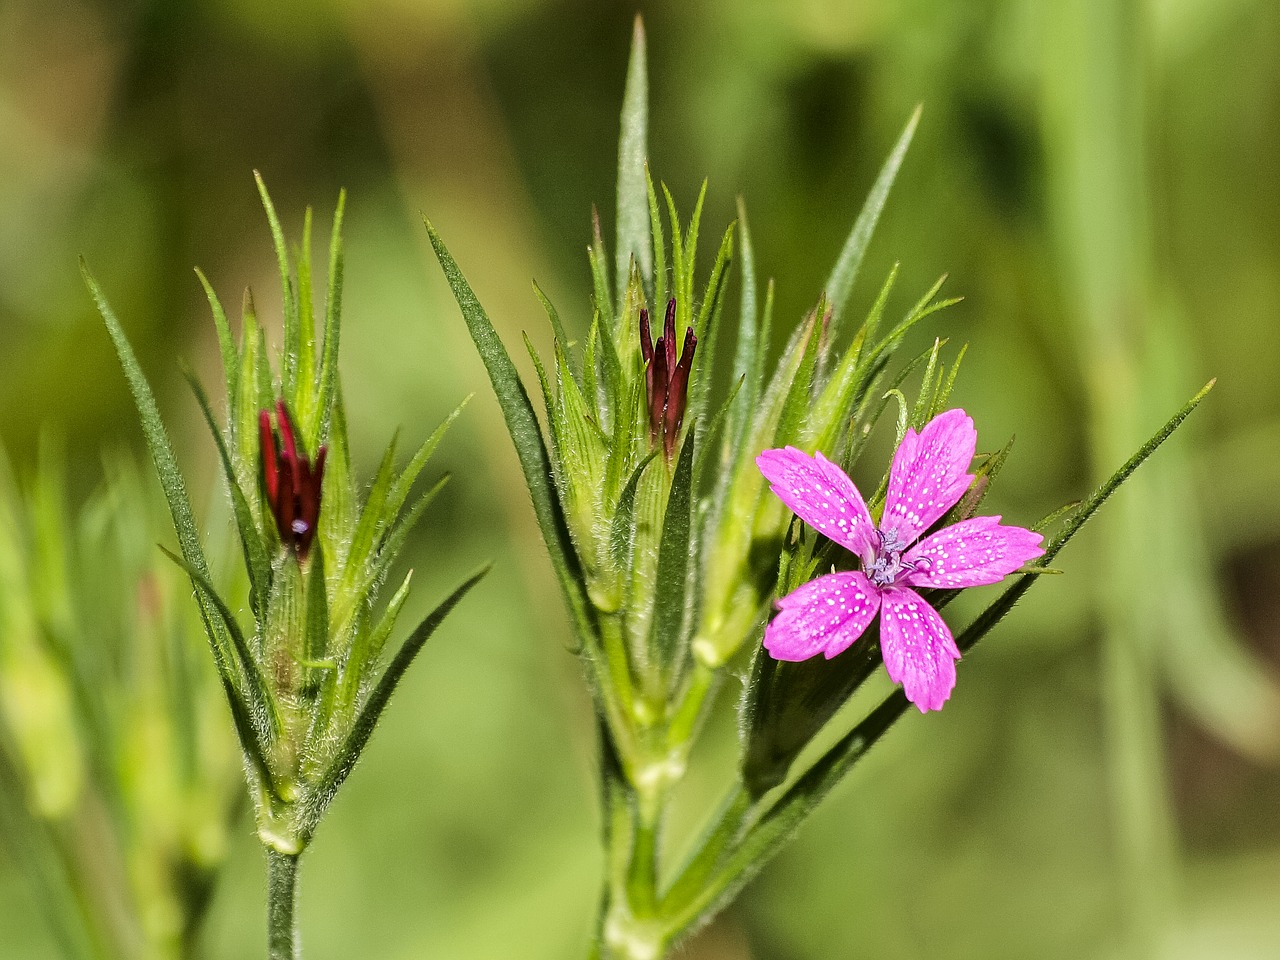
[0,445,241,960]
[1042,0,1280,954]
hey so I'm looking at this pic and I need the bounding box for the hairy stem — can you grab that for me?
[266,849,300,960]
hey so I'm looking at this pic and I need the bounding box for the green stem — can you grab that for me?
[658,785,751,916]
[266,849,300,960]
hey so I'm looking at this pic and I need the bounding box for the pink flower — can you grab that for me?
[755,409,1044,712]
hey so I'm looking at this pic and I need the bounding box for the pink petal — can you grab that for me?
[882,409,976,546]
[756,447,875,556]
[764,571,881,661]
[902,516,1045,589]
[878,587,959,712]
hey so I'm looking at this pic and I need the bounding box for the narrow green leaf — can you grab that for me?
[935,342,967,411]
[649,425,697,677]
[425,218,593,643]
[824,106,921,327]
[316,189,346,449]
[533,280,575,370]
[302,566,489,837]
[361,571,412,681]
[646,165,668,315]
[663,183,686,322]
[368,476,449,595]
[182,365,272,618]
[683,179,708,311]
[616,14,651,307]
[687,222,735,429]
[385,397,468,525]
[910,338,945,429]
[810,265,899,453]
[297,205,317,406]
[772,306,824,448]
[726,198,759,470]
[695,376,744,487]
[85,264,236,674]
[158,546,281,753]
[195,267,239,419]
[840,341,934,469]
[339,432,399,593]
[254,171,298,395]
[588,207,615,331]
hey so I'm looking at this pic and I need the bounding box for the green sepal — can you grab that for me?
[724,198,760,474]
[682,180,708,317]
[234,290,266,490]
[295,207,317,419]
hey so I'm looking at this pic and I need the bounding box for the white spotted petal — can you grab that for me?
[755,447,876,557]
[881,409,976,545]
[903,515,1046,589]
[878,587,959,713]
[763,571,881,661]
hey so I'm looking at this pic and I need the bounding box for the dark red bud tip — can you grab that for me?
[639,308,653,363]
[259,410,280,505]
[260,403,325,560]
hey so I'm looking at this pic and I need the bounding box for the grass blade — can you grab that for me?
[824,106,921,328]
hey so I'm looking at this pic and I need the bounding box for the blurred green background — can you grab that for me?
[2,0,1279,957]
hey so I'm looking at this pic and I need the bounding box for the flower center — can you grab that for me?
[866,529,930,588]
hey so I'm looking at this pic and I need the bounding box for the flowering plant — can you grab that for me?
[428,19,1210,960]
[85,180,485,959]
[758,410,1045,711]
